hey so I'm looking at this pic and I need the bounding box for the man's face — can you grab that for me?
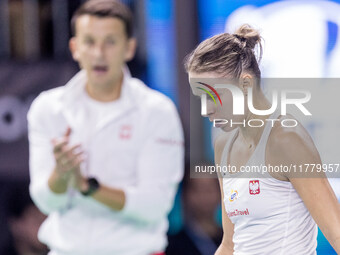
[70,15,136,87]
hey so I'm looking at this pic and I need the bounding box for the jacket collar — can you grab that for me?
[61,66,133,105]
[60,67,137,132]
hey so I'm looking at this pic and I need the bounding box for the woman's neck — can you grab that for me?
[238,90,273,148]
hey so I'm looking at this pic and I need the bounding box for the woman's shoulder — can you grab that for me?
[267,114,321,172]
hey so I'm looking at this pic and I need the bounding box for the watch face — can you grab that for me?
[82,177,100,196]
[89,177,99,189]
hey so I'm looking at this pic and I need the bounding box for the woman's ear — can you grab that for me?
[240,73,254,96]
[69,37,80,61]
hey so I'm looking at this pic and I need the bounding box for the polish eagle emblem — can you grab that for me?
[249,180,260,195]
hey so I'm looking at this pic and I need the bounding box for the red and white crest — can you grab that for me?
[119,125,132,140]
[249,180,260,195]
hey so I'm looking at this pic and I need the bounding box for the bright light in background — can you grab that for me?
[225,0,340,78]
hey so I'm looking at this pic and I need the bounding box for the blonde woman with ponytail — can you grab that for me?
[185,24,340,255]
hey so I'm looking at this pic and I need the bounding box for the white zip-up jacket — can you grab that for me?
[27,69,184,255]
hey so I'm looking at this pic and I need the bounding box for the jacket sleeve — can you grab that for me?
[27,94,69,215]
[120,98,184,223]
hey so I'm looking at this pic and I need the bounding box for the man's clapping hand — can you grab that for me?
[48,127,85,193]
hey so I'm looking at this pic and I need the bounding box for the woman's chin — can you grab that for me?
[220,124,237,133]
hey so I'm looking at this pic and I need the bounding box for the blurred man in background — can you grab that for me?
[166,168,222,255]
[27,1,184,255]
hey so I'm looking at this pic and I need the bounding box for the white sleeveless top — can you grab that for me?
[221,112,317,255]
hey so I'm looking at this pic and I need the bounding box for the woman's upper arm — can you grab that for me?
[218,178,235,251]
[268,126,340,252]
[215,133,234,251]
